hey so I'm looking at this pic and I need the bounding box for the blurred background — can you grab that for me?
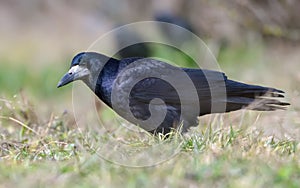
[0,0,299,136]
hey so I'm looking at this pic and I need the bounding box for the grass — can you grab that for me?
[0,61,69,99]
[0,93,299,188]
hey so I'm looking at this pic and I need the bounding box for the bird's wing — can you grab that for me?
[112,58,227,106]
[129,69,227,105]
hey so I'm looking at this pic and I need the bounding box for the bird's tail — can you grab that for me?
[225,80,290,112]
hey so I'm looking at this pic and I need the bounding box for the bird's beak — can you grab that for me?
[57,72,75,88]
[57,65,90,88]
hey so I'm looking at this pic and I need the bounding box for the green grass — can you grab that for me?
[0,94,299,188]
[0,63,70,99]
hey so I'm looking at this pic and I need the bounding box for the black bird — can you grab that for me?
[114,27,151,59]
[155,12,194,33]
[57,52,289,134]
[154,12,196,47]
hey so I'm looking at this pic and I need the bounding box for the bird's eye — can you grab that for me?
[80,62,87,66]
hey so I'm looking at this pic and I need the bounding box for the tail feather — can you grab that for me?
[225,80,289,112]
[246,98,290,111]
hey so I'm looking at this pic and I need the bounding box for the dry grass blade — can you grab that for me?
[0,116,40,136]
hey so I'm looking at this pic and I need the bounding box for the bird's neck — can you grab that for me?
[94,59,120,107]
[92,57,143,107]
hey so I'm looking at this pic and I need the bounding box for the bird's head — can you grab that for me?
[57,52,110,89]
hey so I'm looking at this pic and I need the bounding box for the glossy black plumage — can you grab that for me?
[58,52,289,134]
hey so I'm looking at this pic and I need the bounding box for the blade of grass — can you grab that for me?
[0,116,40,136]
